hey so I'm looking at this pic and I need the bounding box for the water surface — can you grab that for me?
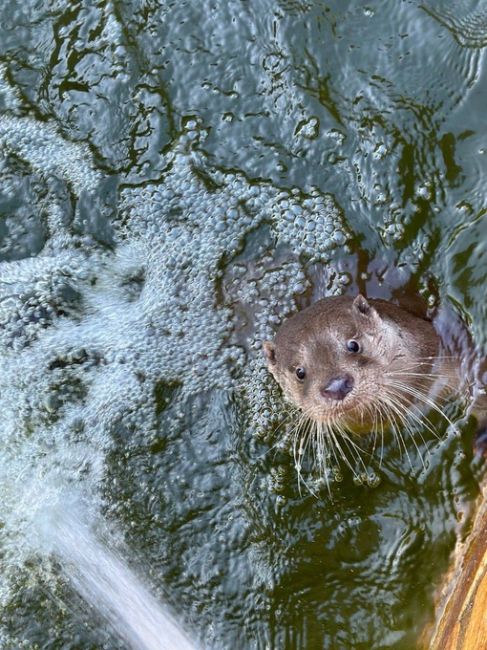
[0,1,486,648]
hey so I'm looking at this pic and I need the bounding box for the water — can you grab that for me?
[0,0,486,648]
[39,509,197,650]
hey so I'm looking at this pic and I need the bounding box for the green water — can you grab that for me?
[0,0,486,649]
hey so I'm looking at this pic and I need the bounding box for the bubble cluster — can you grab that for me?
[270,187,350,262]
[0,253,88,350]
[0,64,21,111]
[0,117,101,194]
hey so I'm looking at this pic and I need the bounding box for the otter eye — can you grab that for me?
[295,367,306,380]
[347,339,361,353]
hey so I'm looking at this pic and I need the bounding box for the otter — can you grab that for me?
[263,295,485,441]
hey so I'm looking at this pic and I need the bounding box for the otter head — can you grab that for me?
[263,294,437,431]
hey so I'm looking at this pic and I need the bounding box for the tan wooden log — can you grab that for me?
[424,488,487,650]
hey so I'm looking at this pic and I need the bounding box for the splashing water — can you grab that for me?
[35,507,198,650]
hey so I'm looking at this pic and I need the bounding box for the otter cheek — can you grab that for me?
[277,376,294,403]
[267,364,279,382]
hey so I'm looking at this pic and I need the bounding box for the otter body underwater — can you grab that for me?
[263,295,486,457]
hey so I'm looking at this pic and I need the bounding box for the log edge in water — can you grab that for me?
[425,487,487,650]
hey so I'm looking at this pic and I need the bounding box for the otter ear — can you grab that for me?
[263,341,276,365]
[352,295,382,333]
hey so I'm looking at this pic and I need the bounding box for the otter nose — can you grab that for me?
[321,375,354,401]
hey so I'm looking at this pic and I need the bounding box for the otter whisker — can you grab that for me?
[386,370,443,378]
[379,392,427,468]
[256,408,303,461]
[270,408,299,435]
[316,422,332,496]
[385,372,448,390]
[386,380,459,433]
[387,381,460,448]
[300,424,314,466]
[316,422,330,473]
[383,385,443,442]
[375,395,413,467]
[324,421,345,475]
[384,390,433,450]
[333,422,369,477]
[387,360,455,382]
[384,376,453,407]
[316,422,326,472]
[290,415,305,468]
[326,426,360,478]
[369,398,388,460]
[314,419,329,475]
[257,437,288,462]
[396,380,454,408]
[369,403,379,457]
[397,355,456,361]
[298,417,314,457]
[365,401,383,459]
[339,428,370,463]
[291,414,310,465]
[382,390,424,443]
[292,415,318,497]
[378,401,386,468]
[387,404,415,468]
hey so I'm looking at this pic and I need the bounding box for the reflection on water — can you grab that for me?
[0,0,486,648]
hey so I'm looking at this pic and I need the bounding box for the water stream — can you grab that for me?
[44,511,197,650]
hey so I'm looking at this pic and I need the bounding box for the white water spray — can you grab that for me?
[37,507,199,650]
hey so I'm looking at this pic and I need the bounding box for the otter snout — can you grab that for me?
[321,375,354,401]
